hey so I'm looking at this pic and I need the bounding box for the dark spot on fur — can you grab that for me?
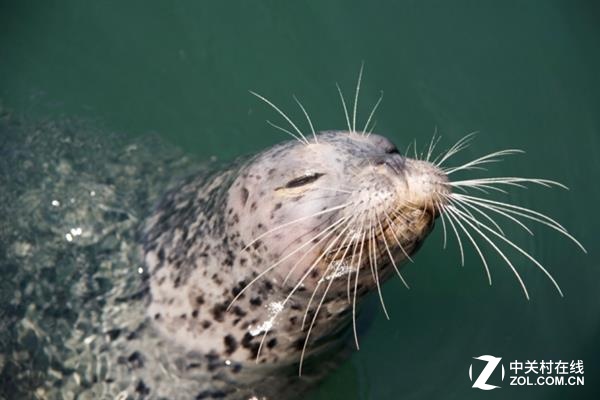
[127,351,144,369]
[195,295,205,305]
[187,362,201,370]
[126,330,139,341]
[232,306,247,317]
[195,390,227,399]
[212,303,227,322]
[135,380,150,396]
[106,328,121,341]
[192,309,199,318]
[250,297,262,306]
[224,334,238,355]
[211,273,223,285]
[154,313,161,320]
[202,320,212,329]
[232,280,247,297]
[267,338,277,349]
[274,202,282,210]
[241,332,260,358]
[205,351,221,372]
[293,338,305,350]
[240,187,249,206]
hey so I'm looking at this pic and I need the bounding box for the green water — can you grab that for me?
[1,1,598,399]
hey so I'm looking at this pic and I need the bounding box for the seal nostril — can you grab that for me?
[372,155,405,175]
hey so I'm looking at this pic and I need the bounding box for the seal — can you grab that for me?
[139,129,448,398]
[0,77,585,399]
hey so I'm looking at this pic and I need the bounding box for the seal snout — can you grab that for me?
[403,159,450,214]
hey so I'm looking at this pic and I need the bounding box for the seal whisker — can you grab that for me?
[366,218,377,283]
[242,202,353,252]
[335,83,352,133]
[366,119,378,136]
[426,127,441,162]
[362,90,383,136]
[442,203,493,285]
[352,227,367,349]
[353,62,364,134]
[266,120,306,144]
[383,210,414,262]
[299,275,339,375]
[296,192,349,205]
[433,131,478,167]
[346,214,365,303]
[449,180,526,190]
[404,140,413,157]
[413,139,419,159]
[229,212,352,311]
[259,216,357,356]
[435,194,449,249]
[448,183,509,194]
[282,214,353,285]
[449,177,566,189]
[254,215,356,362]
[250,90,310,145]
[419,141,428,161]
[444,149,524,174]
[450,194,533,236]
[446,205,530,297]
[301,214,359,330]
[292,95,318,143]
[298,217,361,375]
[448,196,506,236]
[452,194,585,252]
[440,202,466,266]
[448,204,565,298]
[377,217,410,289]
[369,217,390,320]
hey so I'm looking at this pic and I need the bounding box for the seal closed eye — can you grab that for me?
[283,172,325,189]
